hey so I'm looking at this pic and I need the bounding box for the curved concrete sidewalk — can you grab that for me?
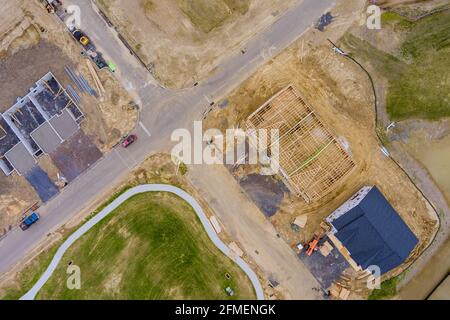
[21,184,264,300]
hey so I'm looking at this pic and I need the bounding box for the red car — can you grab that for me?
[122,134,137,148]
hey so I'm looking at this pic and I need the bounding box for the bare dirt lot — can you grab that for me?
[0,0,138,234]
[204,0,439,298]
[0,41,71,110]
[0,175,38,236]
[97,0,300,88]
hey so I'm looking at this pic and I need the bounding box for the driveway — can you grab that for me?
[188,164,322,299]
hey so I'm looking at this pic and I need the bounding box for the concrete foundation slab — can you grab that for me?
[4,142,36,174]
[49,109,79,141]
[31,122,62,154]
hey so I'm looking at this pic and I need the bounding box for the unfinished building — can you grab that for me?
[326,186,418,274]
[0,115,20,174]
[0,72,84,176]
[246,85,355,203]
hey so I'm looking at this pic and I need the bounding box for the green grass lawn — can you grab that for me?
[35,192,255,300]
[368,274,402,300]
[176,0,250,33]
[341,11,450,121]
[0,241,62,300]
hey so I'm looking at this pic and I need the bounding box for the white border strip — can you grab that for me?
[21,184,264,300]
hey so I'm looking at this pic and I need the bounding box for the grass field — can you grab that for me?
[0,241,62,300]
[341,11,450,120]
[35,192,255,300]
[140,0,155,14]
[176,0,250,33]
[368,274,403,300]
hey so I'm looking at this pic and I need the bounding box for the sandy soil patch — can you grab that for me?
[0,175,38,237]
[0,0,137,233]
[97,0,300,88]
[203,0,439,298]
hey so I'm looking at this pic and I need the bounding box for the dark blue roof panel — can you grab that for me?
[332,187,418,274]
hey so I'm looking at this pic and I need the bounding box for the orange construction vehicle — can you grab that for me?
[306,237,319,256]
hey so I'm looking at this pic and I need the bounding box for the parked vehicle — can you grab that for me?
[20,212,40,231]
[80,36,90,46]
[122,134,138,148]
[72,30,90,47]
[108,61,117,73]
[225,287,235,296]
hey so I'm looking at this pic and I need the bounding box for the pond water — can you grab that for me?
[406,132,450,204]
[397,131,450,299]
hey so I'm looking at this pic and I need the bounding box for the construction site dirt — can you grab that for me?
[96,0,300,88]
[0,41,72,111]
[203,0,439,298]
[0,0,137,235]
[0,175,38,236]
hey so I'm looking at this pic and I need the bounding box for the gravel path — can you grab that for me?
[20,184,264,300]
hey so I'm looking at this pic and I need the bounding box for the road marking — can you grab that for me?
[114,149,133,170]
[203,94,212,104]
[139,121,151,137]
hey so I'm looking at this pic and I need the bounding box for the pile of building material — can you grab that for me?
[209,216,222,234]
[293,214,308,229]
[64,65,98,98]
[329,282,350,300]
[319,240,334,257]
[229,242,244,258]
[66,85,81,104]
[86,60,106,99]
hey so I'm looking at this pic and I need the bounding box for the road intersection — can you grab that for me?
[0,0,335,299]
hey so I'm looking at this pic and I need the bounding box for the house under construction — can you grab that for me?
[0,72,84,176]
[246,85,355,203]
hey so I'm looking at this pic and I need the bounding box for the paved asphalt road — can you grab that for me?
[188,164,323,299]
[21,184,264,300]
[0,0,335,294]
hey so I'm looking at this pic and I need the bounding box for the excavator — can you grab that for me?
[306,236,319,256]
[306,222,331,256]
